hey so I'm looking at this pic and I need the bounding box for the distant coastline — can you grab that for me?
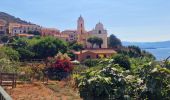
[123,41,170,60]
[142,47,157,49]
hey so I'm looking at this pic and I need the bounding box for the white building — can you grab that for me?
[87,22,108,48]
[9,23,41,36]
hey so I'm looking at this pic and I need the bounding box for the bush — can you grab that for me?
[75,65,128,100]
[0,46,19,61]
[112,54,131,70]
[46,52,73,80]
[137,63,170,99]
[16,48,35,60]
[33,36,68,59]
[0,50,19,73]
[118,46,155,60]
[0,35,9,43]
[83,59,100,67]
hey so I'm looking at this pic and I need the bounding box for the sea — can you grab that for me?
[144,48,170,61]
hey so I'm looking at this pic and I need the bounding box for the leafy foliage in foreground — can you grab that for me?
[83,59,101,67]
[74,58,170,100]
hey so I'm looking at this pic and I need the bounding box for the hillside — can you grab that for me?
[0,12,32,24]
[123,41,170,49]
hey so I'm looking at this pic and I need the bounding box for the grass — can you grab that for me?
[46,81,82,100]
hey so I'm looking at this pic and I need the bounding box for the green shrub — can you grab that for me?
[0,46,20,61]
[0,51,19,73]
[112,54,131,70]
[83,59,100,67]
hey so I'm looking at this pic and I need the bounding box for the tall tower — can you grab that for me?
[77,15,86,47]
[77,15,85,34]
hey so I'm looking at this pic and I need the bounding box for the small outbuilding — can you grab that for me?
[72,48,117,61]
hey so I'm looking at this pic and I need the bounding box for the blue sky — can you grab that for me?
[0,0,170,42]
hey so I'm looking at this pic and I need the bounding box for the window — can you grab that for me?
[96,55,99,58]
[86,55,91,59]
[98,30,101,34]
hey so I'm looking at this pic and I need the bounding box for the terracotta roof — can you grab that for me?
[62,30,76,32]
[73,49,117,55]
[16,34,34,37]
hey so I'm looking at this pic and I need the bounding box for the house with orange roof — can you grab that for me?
[72,48,117,61]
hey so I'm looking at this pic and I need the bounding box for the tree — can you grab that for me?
[112,54,131,70]
[95,37,103,48]
[87,37,96,48]
[71,43,83,51]
[33,36,68,59]
[128,46,141,57]
[87,36,103,48]
[0,35,9,43]
[0,46,20,61]
[0,50,18,73]
[108,34,122,48]
[16,48,35,60]
[28,31,41,35]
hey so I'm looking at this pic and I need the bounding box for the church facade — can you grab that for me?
[62,16,108,49]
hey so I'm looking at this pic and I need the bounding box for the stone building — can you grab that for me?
[41,28,60,36]
[8,23,41,36]
[61,30,77,42]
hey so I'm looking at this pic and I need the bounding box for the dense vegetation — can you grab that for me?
[0,35,169,99]
[74,56,170,100]
[6,36,68,60]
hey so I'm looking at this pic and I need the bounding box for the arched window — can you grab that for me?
[81,30,83,34]
[98,30,101,34]
[96,55,99,58]
[86,55,91,59]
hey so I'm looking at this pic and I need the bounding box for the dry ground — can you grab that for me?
[5,81,82,100]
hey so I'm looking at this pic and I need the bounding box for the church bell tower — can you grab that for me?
[77,15,85,34]
[77,15,86,47]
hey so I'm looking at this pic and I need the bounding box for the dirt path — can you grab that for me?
[6,81,82,100]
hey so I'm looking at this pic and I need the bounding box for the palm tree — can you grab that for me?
[87,37,95,48]
[87,36,103,48]
[96,38,103,48]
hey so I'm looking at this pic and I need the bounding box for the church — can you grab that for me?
[62,16,108,49]
[62,16,116,61]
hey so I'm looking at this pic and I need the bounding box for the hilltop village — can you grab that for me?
[0,16,116,61]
